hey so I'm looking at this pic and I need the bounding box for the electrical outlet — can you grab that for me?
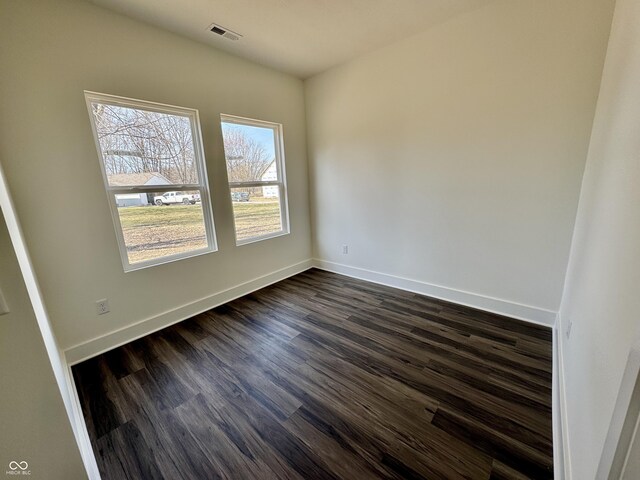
[566,319,573,339]
[342,245,349,255]
[96,299,110,315]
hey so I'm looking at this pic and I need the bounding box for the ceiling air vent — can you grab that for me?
[207,23,242,41]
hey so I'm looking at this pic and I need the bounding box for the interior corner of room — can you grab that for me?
[1,0,639,478]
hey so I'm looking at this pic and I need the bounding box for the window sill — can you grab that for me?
[122,245,217,272]
[235,230,290,247]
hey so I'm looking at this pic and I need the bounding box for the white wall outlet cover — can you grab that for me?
[0,288,8,315]
[96,299,110,315]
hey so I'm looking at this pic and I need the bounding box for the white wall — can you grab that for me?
[557,0,640,476]
[0,213,87,479]
[622,417,640,479]
[0,0,311,354]
[305,0,615,319]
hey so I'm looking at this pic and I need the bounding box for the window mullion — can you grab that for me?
[107,185,200,194]
[228,181,282,188]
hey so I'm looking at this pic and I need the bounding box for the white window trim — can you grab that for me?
[220,114,290,246]
[85,91,218,272]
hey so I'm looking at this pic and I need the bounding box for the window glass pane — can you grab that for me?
[221,122,278,183]
[230,187,282,242]
[116,199,208,264]
[91,102,199,186]
[87,92,217,271]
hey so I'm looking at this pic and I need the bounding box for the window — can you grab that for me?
[220,115,290,245]
[85,91,217,271]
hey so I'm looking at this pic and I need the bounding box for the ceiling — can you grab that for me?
[89,0,492,79]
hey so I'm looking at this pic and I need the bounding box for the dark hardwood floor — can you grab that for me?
[73,268,553,480]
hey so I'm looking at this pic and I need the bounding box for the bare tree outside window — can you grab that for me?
[93,103,199,185]
[221,126,274,183]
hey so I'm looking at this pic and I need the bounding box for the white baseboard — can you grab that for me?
[552,326,562,480]
[596,337,640,478]
[64,259,313,365]
[556,312,572,480]
[62,351,102,479]
[66,257,556,365]
[312,259,557,327]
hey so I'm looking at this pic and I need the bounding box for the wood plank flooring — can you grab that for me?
[73,268,553,479]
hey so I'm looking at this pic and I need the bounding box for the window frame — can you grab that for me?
[220,114,290,246]
[85,91,218,272]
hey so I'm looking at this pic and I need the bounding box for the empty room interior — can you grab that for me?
[1,0,640,479]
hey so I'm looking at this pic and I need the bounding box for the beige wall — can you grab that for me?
[304,0,615,316]
[558,0,640,476]
[0,213,87,479]
[0,0,311,351]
